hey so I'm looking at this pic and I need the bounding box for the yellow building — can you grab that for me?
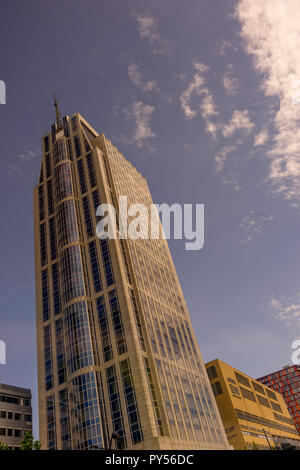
[205,359,300,450]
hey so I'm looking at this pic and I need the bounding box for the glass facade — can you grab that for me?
[34,111,229,450]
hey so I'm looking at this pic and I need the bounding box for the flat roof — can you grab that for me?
[0,383,31,397]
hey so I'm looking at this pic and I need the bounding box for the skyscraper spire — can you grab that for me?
[53,92,63,130]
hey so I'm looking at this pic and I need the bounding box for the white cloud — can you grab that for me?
[239,209,274,244]
[135,14,169,54]
[223,64,239,95]
[236,0,300,200]
[179,62,209,120]
[222,110,255,138]
[254,129,269,147]
[201,91,218,120]
[7,165,24,177]
[219,39,233,57]
[215,145,237,173]
[200,90,219,137]
[124,101,155,148]
[128,63,159,92]
[19,149,39,160]
[179,62,219,136]
[7,148,40,177]
[270,293,300,330]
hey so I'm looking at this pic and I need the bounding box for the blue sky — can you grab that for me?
[1,0,300,438]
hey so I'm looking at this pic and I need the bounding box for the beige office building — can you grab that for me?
[33,100,230,450]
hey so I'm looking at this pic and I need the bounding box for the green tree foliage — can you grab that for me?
[0,432,41,451]
[252,442,260,450]
[0,442,10,450]
[20,431,41,450]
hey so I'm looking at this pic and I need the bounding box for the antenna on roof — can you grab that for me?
[53,92,63,130]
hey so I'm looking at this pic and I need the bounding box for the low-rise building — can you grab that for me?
[205,359,300,450]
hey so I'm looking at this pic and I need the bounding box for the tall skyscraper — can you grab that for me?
[34,100,230,450]
[258,365,300,437]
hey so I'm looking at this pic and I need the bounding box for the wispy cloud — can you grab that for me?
[271,293,300,331]
[222,110,255,138]
[219,38,233,57]
[7,165,24,177]
[239,209,274,244]
[179,62,209,120]
[7,148,40,177]
[200,90,219,137]
[19,148,40,160]
[215,145,237,173]
[124,101,156,148]
[201,92,218,120]
[223,64,239,95]
[128,63,160,92]
[254,128,269,147]
[179,62,219,136]
[236,0,300,200]
[135,14,169,55]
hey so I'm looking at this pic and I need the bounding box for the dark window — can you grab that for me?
[41,269,50,322]
[39,185,45,222]
[77,159,87,194]
[40,223,47,267]
[252,382,265,395]
[0,395,20,405]
[45,153,51,179]
[44,135,50,153]
[211,381,223,396]
[74,135,81,158]
[88,241,102,293]
[266,389,277,401]
[49,217,57,260]
[235,372,251,388]
[86,153,96,188]
[240,386,256,402]
[257,395,270,408]
[47,180,54,217]
[82,196,93,238]
[270,401,282,413]
[52,263,61,316]
[207,366,218,380]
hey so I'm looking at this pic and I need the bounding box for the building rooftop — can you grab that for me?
[0,383,31,397]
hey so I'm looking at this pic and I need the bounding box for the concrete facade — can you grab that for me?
[206,359,300,450]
